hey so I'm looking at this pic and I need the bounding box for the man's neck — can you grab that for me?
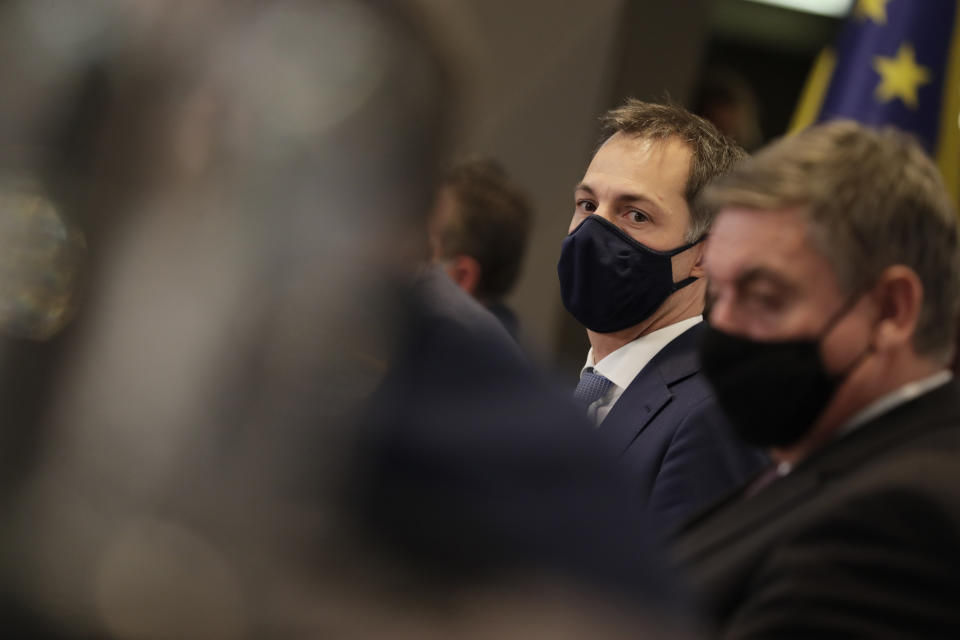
[771,353,947,466]
[588,284,704,362]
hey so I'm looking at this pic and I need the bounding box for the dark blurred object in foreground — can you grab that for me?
[353,269,676,596]
[0,1,691,638]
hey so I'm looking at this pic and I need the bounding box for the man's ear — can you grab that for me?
[447,254,482,297]
[871,265,923,352]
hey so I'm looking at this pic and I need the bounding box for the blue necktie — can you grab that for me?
[574,369,613,408]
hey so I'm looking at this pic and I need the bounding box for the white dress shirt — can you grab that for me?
[839,369,954,436]
[580,315,703,426]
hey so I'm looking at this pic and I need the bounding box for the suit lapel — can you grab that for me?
[599,371,672,455]
[673,463,822,565]
[674,378,960,563]
[809,379,960,480]
[599,323,704,456]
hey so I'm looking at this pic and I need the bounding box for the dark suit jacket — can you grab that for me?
[352,270,685,609]
[671,378,960,638]
[486,301,521,343]
[598,323,767,531]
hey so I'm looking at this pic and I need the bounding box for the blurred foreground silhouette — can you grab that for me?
[0,2,691,638]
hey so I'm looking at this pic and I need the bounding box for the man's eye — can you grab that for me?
[629,210,650,223]
[746,292,784,311]
[576,200,597,213]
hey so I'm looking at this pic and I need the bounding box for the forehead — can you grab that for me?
[583,132,692,198]
[705,206,839,288]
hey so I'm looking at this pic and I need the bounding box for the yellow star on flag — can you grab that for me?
[855,0,890,24]
[873,43,931,109]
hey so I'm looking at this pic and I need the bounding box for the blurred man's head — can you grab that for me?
[559,100,745,351]
[700,121,960,461]
[429,157,532,304]
[693,67,763,151]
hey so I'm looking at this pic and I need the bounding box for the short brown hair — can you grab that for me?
[700,120,960,362]
[435,157,532,300]
[598,99,747,241]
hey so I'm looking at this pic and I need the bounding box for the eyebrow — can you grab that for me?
[574,182,595,196]
[734,266,797,295]
[574,182,662,209]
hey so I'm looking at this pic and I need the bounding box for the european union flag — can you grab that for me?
[791,0,960,204]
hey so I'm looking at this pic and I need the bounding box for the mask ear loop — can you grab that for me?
[816,290,865,341]
[818,288,877,383]
[669,234,708,292]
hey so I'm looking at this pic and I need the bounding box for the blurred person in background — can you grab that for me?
[673,121,960,637]
[428,156,532,341]
[0,1,692,638]
[558,99,765,531]
[692,67,763,153]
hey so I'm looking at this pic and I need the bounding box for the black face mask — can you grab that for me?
[557,216,703,333]
[699,297,870,449]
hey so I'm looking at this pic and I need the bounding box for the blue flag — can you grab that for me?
[791,0,960,204]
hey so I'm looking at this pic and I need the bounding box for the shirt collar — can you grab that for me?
[839,369,954,437]
[582,316,702,390]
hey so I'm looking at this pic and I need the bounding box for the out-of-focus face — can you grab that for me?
[704,206,869,371]
[570,132,693,251]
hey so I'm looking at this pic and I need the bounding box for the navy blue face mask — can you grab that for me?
[557,216,703,333]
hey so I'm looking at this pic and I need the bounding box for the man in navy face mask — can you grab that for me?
[673,121,960,637]
[558,100,765,530]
